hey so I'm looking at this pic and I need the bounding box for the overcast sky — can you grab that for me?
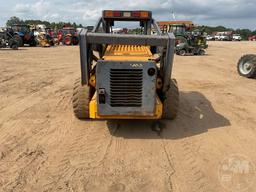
[0,0,255,30]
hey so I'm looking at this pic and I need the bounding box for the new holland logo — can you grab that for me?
[130,63,143,68]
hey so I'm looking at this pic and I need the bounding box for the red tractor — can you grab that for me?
[248,35,256,41]
[58,27,79,46]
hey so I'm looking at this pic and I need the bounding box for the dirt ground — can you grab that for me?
[0,41,256,192]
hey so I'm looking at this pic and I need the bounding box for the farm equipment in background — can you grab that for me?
[35,27,58,47]
[11,24,37,47]
[58,26,79,45]
[45,28,56,46]
[72,10,179,120]
[237,55,256,78]
[34,24,46,37]
[248,35,256,41]
[175,28,208,56]
[36,33,51,47]
[157,21,208,56]
[0,27,19,49]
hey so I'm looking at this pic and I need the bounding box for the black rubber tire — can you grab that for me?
[29,39,37,47]
[9,39,18,50]
[198,49,205,55]
[11,43,18,50]
[72,36,79,45]
[63,36,72,45]
[178,49,186,56]
[72,79,91,119]
[162,79,179,119]
[13,35,23,47]
[237,54,256,78]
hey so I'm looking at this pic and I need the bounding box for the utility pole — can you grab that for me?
[171,10,176,20]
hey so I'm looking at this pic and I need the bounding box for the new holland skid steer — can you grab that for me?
[72,10,179,120]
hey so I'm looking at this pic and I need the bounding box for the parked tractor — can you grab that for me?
[158,21,208,56]
[72,10,179,120]
[58,27,79,46]
[237,55,256,78]
[175,28,208,56]
[45,28,56,46]
[11,24,37,46]
[0,28,19,50]
[36,33,51,47]
[248,35,256,41]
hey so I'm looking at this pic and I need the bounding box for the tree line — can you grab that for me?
[200,25,256,40]
[5,16,256,39]
[6,16,84,29]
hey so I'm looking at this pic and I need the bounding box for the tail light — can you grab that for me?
[104,10,150,19]
[140,11,149,18]
[132,11,140,17]
[113,11,121,17]
[104,11,113,17]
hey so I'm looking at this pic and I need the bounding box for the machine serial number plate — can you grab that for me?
[130,63,143,68]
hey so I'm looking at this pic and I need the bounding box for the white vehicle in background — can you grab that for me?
[220,35,230,41]
[232,34,242,41]
[214,34,221,40]
[34,24,46,36]
[215,34,230,41]
[206,35,215,41]
[215,31,233,41]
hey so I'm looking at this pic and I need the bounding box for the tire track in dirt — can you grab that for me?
[0,118,50,191]
[161,132,214,192]
[2,145,47,192]
[0,79,75,191]
[39,120,117,191]
[82,121,175,192]
[0,74,75,125]
[160,92,218,192]
[160,138,175,192]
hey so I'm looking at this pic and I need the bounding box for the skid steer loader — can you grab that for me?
[73,10,179,120]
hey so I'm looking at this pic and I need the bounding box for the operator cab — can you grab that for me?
[11,24,30,33]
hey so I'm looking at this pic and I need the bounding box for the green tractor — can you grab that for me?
[0,27,19,50]
[158,21,208,56]
[175,28,208,56]
[237,55,256,78]
[172,25,208,56]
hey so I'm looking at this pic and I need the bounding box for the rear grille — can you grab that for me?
[110,69,143,107]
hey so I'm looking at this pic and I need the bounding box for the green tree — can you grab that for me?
[6,16,24,26]
[235,29,252,40]
[5,16,84,30]
[72,22,77,28]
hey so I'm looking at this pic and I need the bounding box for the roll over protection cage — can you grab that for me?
[79,15,175,93]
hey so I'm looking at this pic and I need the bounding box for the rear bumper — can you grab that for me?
[89,94,163,119]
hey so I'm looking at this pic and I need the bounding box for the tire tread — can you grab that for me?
[162,79,179,119]
[72,79,90,119]
[237,54,256,78]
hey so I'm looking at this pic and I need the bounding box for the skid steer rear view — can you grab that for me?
[72,10,179,120]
